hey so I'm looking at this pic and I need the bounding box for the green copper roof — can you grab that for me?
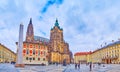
[51,19,63,31]
[55,19,59,27]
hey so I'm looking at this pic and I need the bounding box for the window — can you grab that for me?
[36,45,38,48]
[30,50,32,54]
[23,49,26,53]
[33,49,35,55]
[44,51,46,56]
[38,58,40,61]
[38,50,40,55]
[33,57,35,60]
[39,45,40,49]
[26,57,28,60]
[29,58,32,60]
[30,44,33,48]
[43,58,45,61]
[36,50,38,55]
[26,49,29,54]
[23,44,26,48]
[41,51,43,55]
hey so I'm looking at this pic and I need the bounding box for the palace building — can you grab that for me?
[74,41,120,64]
[0,43,16,63]
[74,52,92,64]
[91,41,120,64]
[16,18,71,65]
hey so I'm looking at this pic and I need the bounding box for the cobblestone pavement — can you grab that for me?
[0,63,120,72]
[64,64,120,72]
[0,63,19,72]
[18,64,66,72]
[0,63,66,72]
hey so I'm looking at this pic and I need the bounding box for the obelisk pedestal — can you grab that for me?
[15,23,24,67]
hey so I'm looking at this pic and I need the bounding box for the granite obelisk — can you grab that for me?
[15,23,24,67]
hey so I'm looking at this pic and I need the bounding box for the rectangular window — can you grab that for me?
[30,44,33,48]
[43,58,45,61]
[29,58,32,60]
[39,45,40,49]
[41,51,43,55]
[44,51,46,56]
[33,50,35,55]
[23,44,26,48]
[26,57,28,60]
[38,50,40,55]
[33,57,35,60]
[36,45,38,48]
[38,58,40,61]
[26,49,29,54]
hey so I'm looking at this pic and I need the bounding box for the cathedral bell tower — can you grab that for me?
[26,18,34,42]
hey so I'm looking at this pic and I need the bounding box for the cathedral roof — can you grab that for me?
[34,36,49,43]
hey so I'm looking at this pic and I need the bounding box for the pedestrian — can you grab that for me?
[78,63,80,69]
[89,62,92,71]
[75,63,77,69]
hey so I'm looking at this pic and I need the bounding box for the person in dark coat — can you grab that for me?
[78,63,80,69]
[89,62,92,71]
[75,63,77,69]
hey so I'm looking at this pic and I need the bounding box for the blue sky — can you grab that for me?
[0,0,120,54]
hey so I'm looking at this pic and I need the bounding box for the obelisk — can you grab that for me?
[15,23,24,67]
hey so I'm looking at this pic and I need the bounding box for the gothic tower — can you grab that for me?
[50,19,64,52]
[49,19,69,64]
[26,18,34,42]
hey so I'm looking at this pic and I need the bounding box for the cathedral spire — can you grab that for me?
[29,18,32,24]
[55,18,59,27]
[26,18,34,42]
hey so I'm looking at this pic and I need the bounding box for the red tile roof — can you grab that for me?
[74,51,92,56]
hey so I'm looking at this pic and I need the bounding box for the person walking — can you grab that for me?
[78,63,80,69]
[89,62,92,71]
[75,63,77,69]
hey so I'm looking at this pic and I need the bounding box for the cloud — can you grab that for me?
[41,0,64,13]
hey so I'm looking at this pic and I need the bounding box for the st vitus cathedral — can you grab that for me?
[17,18,72,65]
[48,19,71,64]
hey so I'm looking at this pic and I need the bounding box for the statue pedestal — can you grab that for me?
[15,64,25,67]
